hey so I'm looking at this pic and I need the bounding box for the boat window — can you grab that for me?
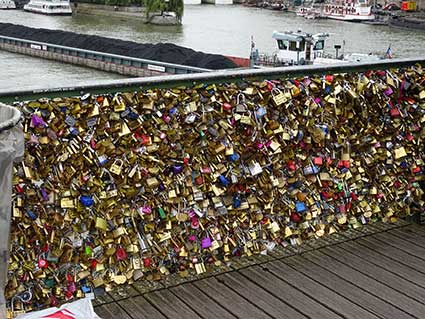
[314,40,324,50]
[277,40,288,50]
[289,40,305,51]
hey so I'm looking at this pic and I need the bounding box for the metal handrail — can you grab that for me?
[0,57,424,103]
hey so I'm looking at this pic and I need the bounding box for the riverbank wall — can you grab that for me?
[73,3,180,25]
[0,41,168,77]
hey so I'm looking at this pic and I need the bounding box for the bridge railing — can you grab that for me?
[0,57,424,103]
[2,57,425,316]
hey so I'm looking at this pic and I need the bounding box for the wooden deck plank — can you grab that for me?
[217,272,307,319]
[95,303,132,319]
[338,240,425,289]
[264,260,381,319]
[284,255,414,319]
[118,296,167,319]
[171,283,236,319]
[319,245,425,304]
[397,225,425,238]
[144,289,201,319]
[92,290,114,306]
[372,232,425,259]
[356,236,425,273]
[305,250,425,318]
[239,266,343,319]
[389,227,425,245]
[193,277,273,319]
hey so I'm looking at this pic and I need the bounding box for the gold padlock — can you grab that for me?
[271,88,287,106]
[95,217,107,231]
[109,159,124,175]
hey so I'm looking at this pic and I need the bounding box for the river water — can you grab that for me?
[0,5,424,92]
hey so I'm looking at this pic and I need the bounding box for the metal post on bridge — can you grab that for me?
[0,104,23,318]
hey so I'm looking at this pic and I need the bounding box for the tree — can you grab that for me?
[168,0,183,22]
[144,0,183,22]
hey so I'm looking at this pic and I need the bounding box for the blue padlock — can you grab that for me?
[80,195,94,207]
[218,175,230,187]
[324,85,332,94]
[295,202,307,213]
[228,153,239,162]
[128,111,139,120]
[26,210,38,220]
[69,127,79,136]
[81,285,91,293]
[233,195,241,208]
[169,107,178,116]
[303,165,318,175]
[256,107,267,118]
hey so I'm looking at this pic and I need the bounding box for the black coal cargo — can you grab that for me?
[0,23,238,70]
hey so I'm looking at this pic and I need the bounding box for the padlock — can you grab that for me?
[271,88,287,106]
[109,159,124,175]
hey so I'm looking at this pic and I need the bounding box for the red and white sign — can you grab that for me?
[16,299,101,319]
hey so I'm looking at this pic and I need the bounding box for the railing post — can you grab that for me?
[0,104,23,318]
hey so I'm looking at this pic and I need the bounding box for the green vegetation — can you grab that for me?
[75,0,184,23]
[144,0,184,22]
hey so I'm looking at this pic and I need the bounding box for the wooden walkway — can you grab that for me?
[93,221,425,319]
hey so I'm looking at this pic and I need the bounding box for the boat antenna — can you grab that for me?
[250,36,257,67]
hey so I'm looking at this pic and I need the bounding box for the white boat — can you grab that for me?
[250,30,384,67]
[296,6,314,17]
[251,30,329,66]
[314,53,382,65]
[0,0,16,9]
[322,0,375,21]
[24,0,72,15]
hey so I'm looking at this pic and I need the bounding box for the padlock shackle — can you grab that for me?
[236,93,246,105]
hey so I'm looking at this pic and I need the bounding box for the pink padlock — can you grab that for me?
[201,237,212,249]
[141,205,152,214]
[162,114,171,123]
[313,157,323,166]
[255,142,264,149]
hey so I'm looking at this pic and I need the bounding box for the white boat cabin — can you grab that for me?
[0,0,16,9]
[24,0,72,15]
[272,30,329,65]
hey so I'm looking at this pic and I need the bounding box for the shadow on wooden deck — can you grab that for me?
[94,220,425,319]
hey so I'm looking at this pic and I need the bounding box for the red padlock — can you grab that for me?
[406,132,414,141]
[290,212,301,223]
[390,108,400,117]
[91,259,98,270]
[287,160,296,171]
[38,258,48,269]
[223,103,232,112]
[115,246,127,261]
[412,166,421,173]
[66,274,73,283]
[143,257,152,268]
[325,74,334,83]
[313,157,323,166]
